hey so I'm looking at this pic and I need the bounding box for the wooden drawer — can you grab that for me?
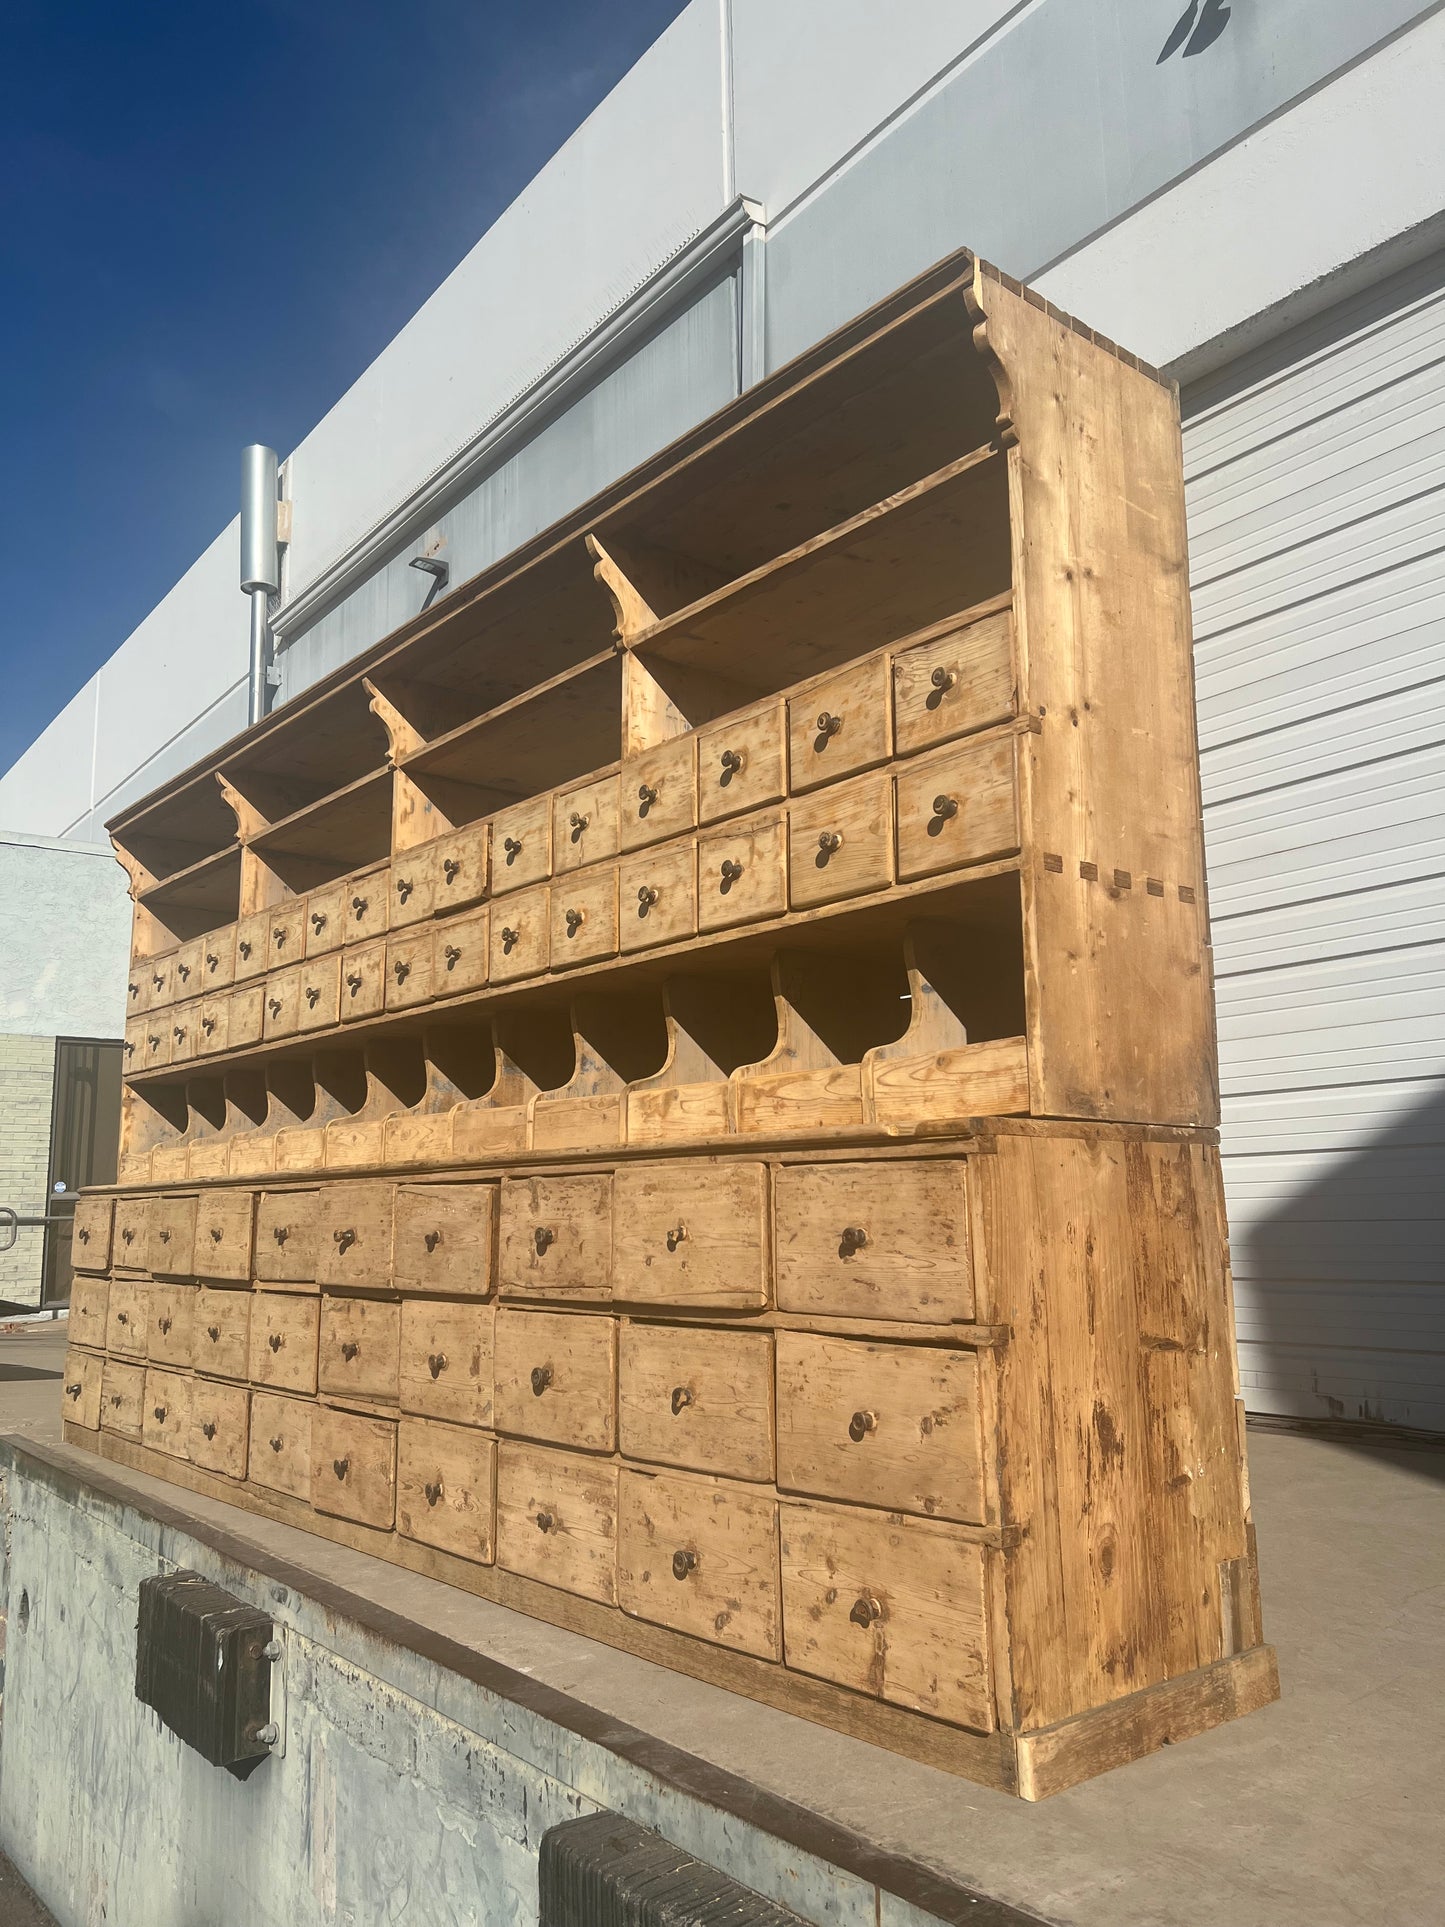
[194,1287,252,1380]
[316,1181,394,1289]
[892,608,1015,757]
[113,1195,152,1270]
[141,1019,173,1070]
[146,952,176,1008]
[393,1182,495,1296]
[168,1003,200,1064]
[400,1299,494,1426]
[427,820,490,914]
[340,939,387,1020]
[267,901,306,967]
[774,1160,974,1323]
[264,964,303,1039]
[549,865,619,966]
[343,865,390,945]
[173,938,204,1000]
[150,1193,197,1277]
[319,1293,400,1403]
[386,930,436,1010]
[311,1406,397,1528]
[197,995,230,1055]
[201,926,236,989]
[490,883,550,983]
[619,1324,774,1481]
[612,1160,767,1309]
[894,736,1019,881]
[434,905,488,995]
[234,910,269,981]
[249,1292,320,1395]
[305,881,347,955]
[248,1391,313,1499]
[256,1189,318,1284]
[775,1334,983,1523]
[194,1191,255,1281]
[697,699,785,824]
[61,1347,103,1430]
[492,794,552,894]
[106,1276,148,1354]
[618,843,696,953]
[621,736,697,852]
[498,1175,612,1302]
[697,814,786,932]
[122,1016,145,1072]
[228,983,265,1049]
[788,770,893,909]
[71,1194,113,1272]
[617,1470,780,1659]
[297,953,341,1031]
[553,773,620,875]
[387,853,435,930]
[789,654,891,793]
[495,1309,616,1452]
[126,961,151,1015]
[495,1441,617,1603]
[100,1358,146,1439]
[781,1502,993,1730]
[397,1418,496,1563]
[147,1283,195,1367]
[142,1367,191,1459]
[69,1273,109,1348]
[190,1380,250,1479]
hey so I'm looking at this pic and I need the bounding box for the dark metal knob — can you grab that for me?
[158,1316,172,1334]
[305,984,321,1007]
[206,1324,220,1341]
[153,973,165,990]
[533,1225,555,1255]
[719,748,743,776]
[930,665,957,696]
[268,998,281,1017]
[848,1409,878,1443]
[273,1224,288,1243]
[178,962,190,981]
[65,1382,81,1400]
[202,1421,217,1441]
[153,1405,167,1422]
[351,895,369,916]
[839,1225,869,1256]
[816,710,842,738]
[122,1228,135,1244]
[932,794,959,821]
[671,1549,697,1581]
[849,1595,883,1628]
[310,911,326,931]
[501,926,519,951]
[148,1034,161,1051]
[334,1228,356,1251]
[208,1226,222,1243]
[341,1341,360,1362]
[116,1310,129,1325]
[569,811,589,836]
[76,1227,89,1244]
[268,1333,283,1353]
[202,1016,216,1034]
[123,1040,134,1057]
[719,858,743,887]
[238,940,252,958]
[530,1364,553,1397]
[423,1229,441,1253]
[333,1457,349,1480]
[665,1224,687,1253]
[637,782,658,811]
[173,1025,186,1042]
[128,981,139,999]
[427,1352,447,1380]
[425,1480,443,1507]
[206,951,220,970]
[270,1436,283,1453]
[346,972,363,993]
[444,944,461,968]
[503,836,522,862]
[564,907,585,936]
[535,1510,554,1533]
[443,857,462,882]
[637,885,659,913]
[393,959,409,981]
[396,876,413,901]
[273,926,287,947]
[817,830,842,856]
[158,1228,172,1244]
[670,1386,693,1416]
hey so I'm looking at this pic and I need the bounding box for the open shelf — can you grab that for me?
[113,769,239,884]
[221,679,389,824]
[247,767,394,888]
[137,846,243,942]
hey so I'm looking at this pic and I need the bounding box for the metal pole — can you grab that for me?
[248,586,271,726]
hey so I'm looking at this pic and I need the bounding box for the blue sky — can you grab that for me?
[0,0,687,778]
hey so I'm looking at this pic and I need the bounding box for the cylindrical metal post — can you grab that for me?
[248,586,271,726]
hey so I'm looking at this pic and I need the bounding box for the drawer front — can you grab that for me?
[340,939,387,1020]
[319,1294,400,1403]
[434,905,489,995]
[494,1309,616,1452]
[267,902,305,967]
[892,608,1015,757]
[150,1193,198,1277]
[490,883,550,983]
[249,1292,320,1395]
[393,1182,496,1296]
[101,1358,146,1438]
[619,1324,774,1481]
[697,699,786,824]
[397,1418,496,1564]
[147,1283,195,1367]
[122,1016,145,1072]
[788,770,893,909]
[386,931,436,1010]
[256,1189,319,1284]
[61,1347,104,1430]
[197,995,230,1055]
[617,1470,780,1659]
[618,843,696,953]
[788,654,892,793]
[696,814,786,932]
[126,961,152,1015]
[495,1441,617,1603]
[311,1406,397,1527]
[71,1194,114,1272]
[399,1299,494,1426]
[195,1287,252,1380]
[142,1018,173,1070]
[774,1160,974,1323]
[173,938,204,1000]
[498,1175,612,1302]
[190,1380,250,1479]
[781,1502,993,1730]
[316,1181,394,1289]
[620,736,697,852]
[227,983,265,1049]
[343,866,390,945]
[201,926,236,989]
[428,820,490,915]
[264,964,303,1039]
[492,794,552,894]
[388,853,435,929]
[146,953,175,1008]
[248,1391,313,1498]
[234,911,269,981]
[775,1334,983,1523]
[106,1276,148,1354]
[114,1195,153,1270]
[894,736,1019,881]
[297,953,342,1031]
[168,1003,199,1065]
[553,774,620,875]
[612,1161,768,1309]
[69,1273,110,1348]
[549,866,619,967]
[304,882,347,956]
[194,1191,256,1281]
[142,1367,191,1459]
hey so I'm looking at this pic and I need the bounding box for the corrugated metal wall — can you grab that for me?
[1186,247,1445,1433]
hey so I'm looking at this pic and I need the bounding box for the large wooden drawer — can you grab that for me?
[190,1380,250,1480]
[142,1367,191,1460]
[248,1390,313,1499]
[150,1193,198,1277]
[781,1501,993,1731]
[492,794,551,893]
[697,814,786,932]
[100,1358,146,1439]
[894,735,1019,881]
[495,1442,617,1604]
[397,1418,496,1564]
[617,843,696,953]
[427,820,490,914]
[393,1182,495,1296]
[311,1406,397,1528]
[70,1195,114,1273]
[775,1334,983,1523]
[113,1195,152,1270]
[319,1293,400,1404]
[612,1160,767,1309]
[549,865,619,967]
[617,1470,780,1659]
[774,1160,974,1323]
[618,1324,774,1481]
[696,699,786,824]
[490,883,550,983]
[788,653,891,793]
[61,1347,103,1430]
[553,774,620,875]
[147,1283,195,1368]
[249,1292,320,1395]
[399,1299,494,1427]
[434,905,489,995]
[316,1181,395,1289]
[787,770,893,909]
[106,1276,148,1356]
[494,1309,616,1452]
[193,1191,255,1281]
[620,735,696,852]
[497,1175,612,1302]
[256,1189,319,1285]
[891,608,1015,757]
[194,1287,252,1380]
[69,1273,109,1349]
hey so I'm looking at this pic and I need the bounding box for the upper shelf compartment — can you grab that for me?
[220,680,389,826]
[113,769,239,886]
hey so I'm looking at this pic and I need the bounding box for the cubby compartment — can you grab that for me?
[136,848,243,944]
[220,680,390,826]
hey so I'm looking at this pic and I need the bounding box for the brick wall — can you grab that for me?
[0,1036,54,1307]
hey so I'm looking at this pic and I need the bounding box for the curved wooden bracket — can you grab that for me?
[109,837,153,902]
[586,534,657,647]
[963,259,1019,452]
[215,772,269,841]
[363,677,427,766]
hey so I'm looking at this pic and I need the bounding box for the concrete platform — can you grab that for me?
[1,1321,1441,1927]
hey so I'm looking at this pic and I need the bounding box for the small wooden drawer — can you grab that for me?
[428,820,490,914]
[498,1174,612,1302]
[617,1470,780,1659]
[490,883,550,983]
[319,1293,400,1403]
[248,1390,313,1499]
[70,1194,114,1272]
[789,654,892,793]
[340,939,387,1020]
[61,1347,104,1430]
[100,1357,146,1439]
[190,1380,250,1479]
[495,1441,617,1603]
[612,1160,767,1309]
[304,881,347,955]
[249,1292,320,1395]
[316,1181,394,1289]
[386,931,436,1010]
[388,854,435,929]
[774,1160,973,1323]
[142,1019,173,1070]
[228,983,265,1049]
[126,962,151,1015]
[433,905,488,995]
[619,1324,774,1481]
[894,735,1019,881]
[122,1016,145,1071]
[618,843,696,953]
[256,1189,318,1284]
[549,865,619,966]
[494,1309,616,1452]
[193,1191,255,1281]
[552,773,620,875]
[106,1276,148,1354]
[697,814,786,932]
[393,1182,495,1296]
[150,1193,197,1276]
[146,952,176,1008]
[263,964,303,1039]
[267,901,305,966]
[775,1333,983,1523]
[697,699,786,824]
[197,995,230,1055]
[173,938,204,999]
[621,736,697,852]
[147,1282,195,1366]
[311,1406,397,1528]
[492,794,552,894]
[400,1299,494,1426]
[781,1502,993,1730]
[194,1287,252,1380]
[339,865,389,945]
[142,1367,191,1459]
[168,1003,199,1064]
[398,1418,496,1563]
[788,769,894,909]
[201,926,236,989]
[297,952,341,1031]
[69,1273,110,1348]
[113,1195,153,1271]
[234,910,269,981]
[892,607,1015,758]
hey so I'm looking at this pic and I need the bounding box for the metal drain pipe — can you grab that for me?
[240,445,280,725]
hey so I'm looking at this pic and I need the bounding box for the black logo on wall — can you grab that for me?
[1158,0,1232,62]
